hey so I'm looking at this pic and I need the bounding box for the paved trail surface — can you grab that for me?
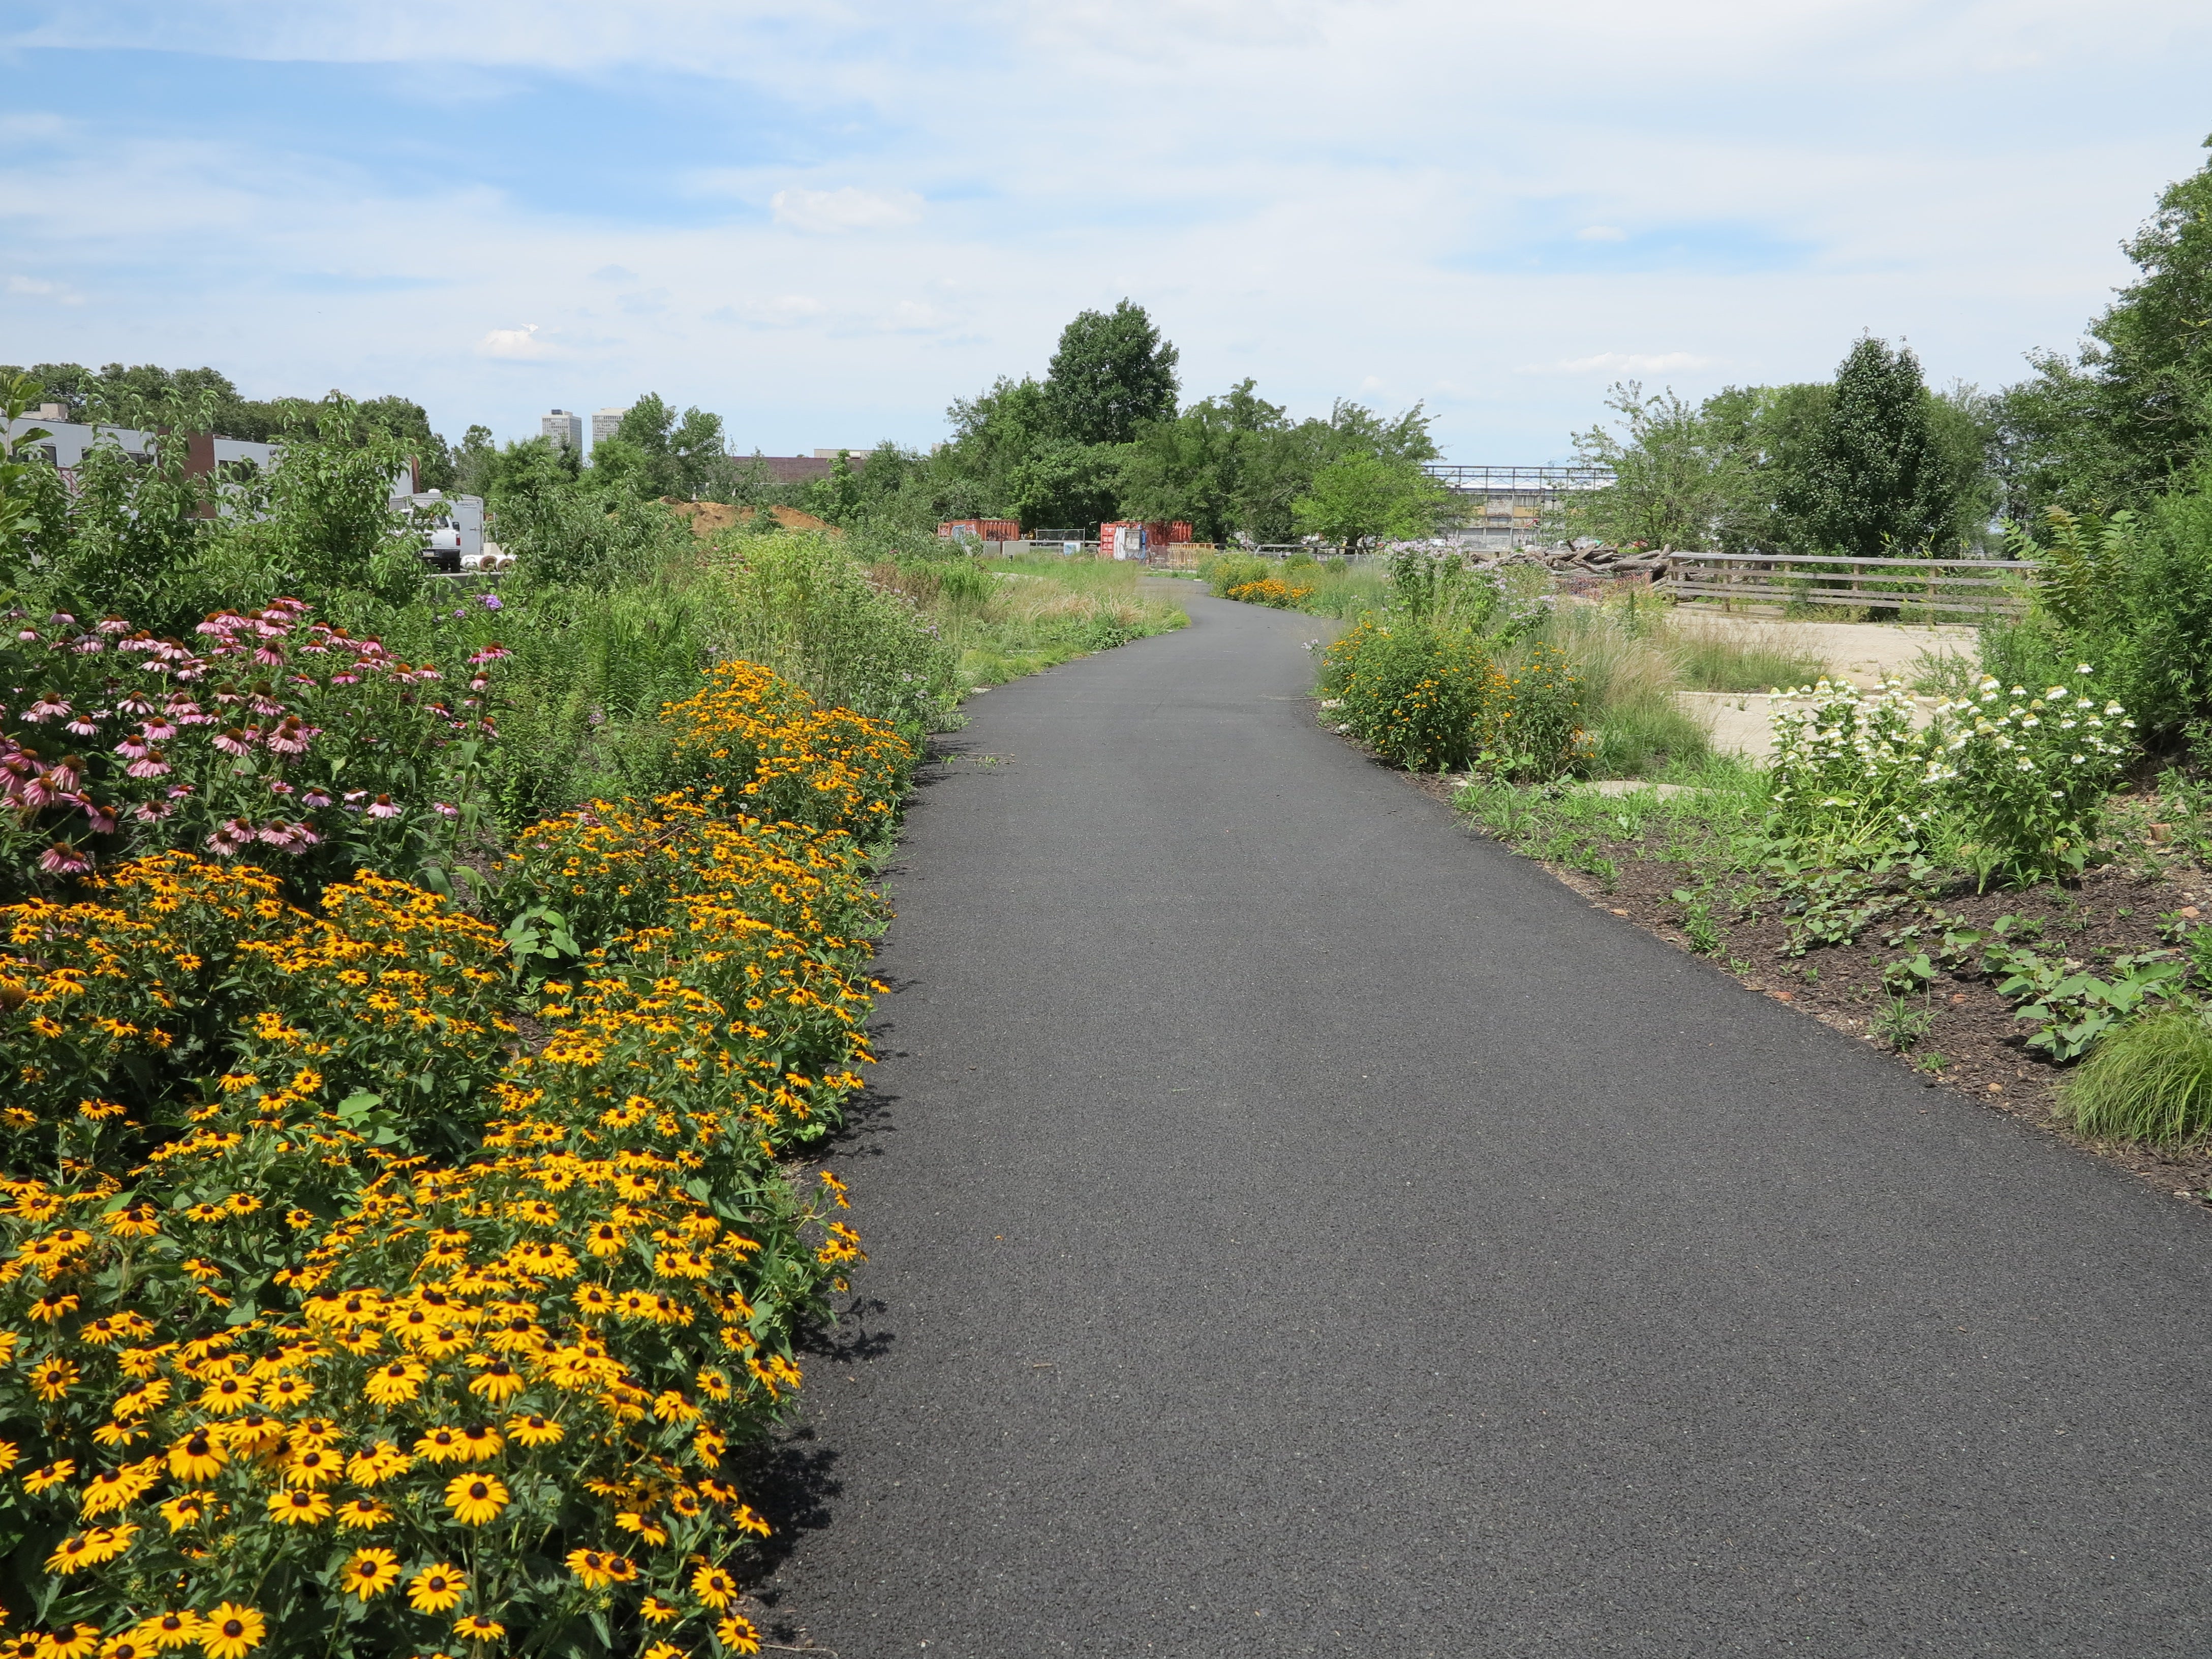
[763,594,2212,1657]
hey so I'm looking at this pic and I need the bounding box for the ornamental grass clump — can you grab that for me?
[0,656,895,1659]
[2059,1010,2212,1146]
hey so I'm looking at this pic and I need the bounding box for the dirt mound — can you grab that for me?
[660,499,841,536]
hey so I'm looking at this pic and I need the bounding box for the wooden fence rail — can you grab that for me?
[1663,551,2038,619]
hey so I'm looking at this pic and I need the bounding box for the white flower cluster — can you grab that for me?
[1768,677,1939,842]
[1933,666,2133,800]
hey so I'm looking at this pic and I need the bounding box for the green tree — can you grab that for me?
[1794,337,1955,557]
[1041,300,1180,446]
[1998,136,2212,516]
[802,451,867,527]
[1117,379,1289,543]
[1291,451,1446,553]
[1571,383,1743,549]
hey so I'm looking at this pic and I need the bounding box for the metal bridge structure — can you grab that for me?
[1421,463,1616,550]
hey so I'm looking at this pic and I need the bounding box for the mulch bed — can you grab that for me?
[1377,754,2212,1211]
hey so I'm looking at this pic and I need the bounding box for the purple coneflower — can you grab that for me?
[126,750,172,779]
[39,843,91,876]
[212,728,254,757]
[366,795,401,819]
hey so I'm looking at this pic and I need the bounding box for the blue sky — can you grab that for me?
[5,1,2210,463]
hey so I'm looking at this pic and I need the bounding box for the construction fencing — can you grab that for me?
[1663,552,2037,619]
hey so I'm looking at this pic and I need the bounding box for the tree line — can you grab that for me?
[1578,139,2212,559]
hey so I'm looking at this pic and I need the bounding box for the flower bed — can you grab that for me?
[0,659,910,1659]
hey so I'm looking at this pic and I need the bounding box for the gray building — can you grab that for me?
[541,409,583,453]
[593,406,630,447]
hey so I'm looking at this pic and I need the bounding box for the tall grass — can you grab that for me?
[1666,622,1828,693]
[2060,1011,2212,1146]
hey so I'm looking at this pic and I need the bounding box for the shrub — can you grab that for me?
[1320,620,1498,773]
[2060,1010,2212,1145]
[1200,552,1273,597]
[1766,678,1939,856]
[1934,668,2134,883]
[1222,577,1313,609]
[1482,645,1586,783]
[0,600,499,902]
[659,663,913,840]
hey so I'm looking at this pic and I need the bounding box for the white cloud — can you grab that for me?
[1576,225,1629,242]
[1552,352,1715,375]
[770,188,924,234]
[476,323,551,359]
[6,274,84,304]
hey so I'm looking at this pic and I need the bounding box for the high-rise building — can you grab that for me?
[541,410,582,453]
[593,407,631,447]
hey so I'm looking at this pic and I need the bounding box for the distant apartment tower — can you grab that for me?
[593,406,631,447]
[541,409,582,453]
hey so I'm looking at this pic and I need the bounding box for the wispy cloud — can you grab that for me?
[1550,352,1715,375]
[4,0,2209,457]
[770,188,925,234]
[6,274,85,304]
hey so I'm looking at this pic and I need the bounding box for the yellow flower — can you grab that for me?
[714,1616,761,1656]
[345,1441,411,1486]
[198,1605,264,1659]
[23,1459,77,1494]
[564,1549,614,1590]
[267,1487,331,1526]
[79,1456,159,1515]
[334,1497,391,1530]
[40,1624,102,1659]
[102,1637,151,1659]
[452,1423,503,1462]
[443,1473,509,1527]
[29,1357,79,1399]
[195,1374,255,1415]
[363,1360,427,1406]
[465,1361,525,1403]
[690,1563,739,1610]
[450,1618,503,1645]
[284,1446,343,1488]
[413,1427,468,1464]
[167,1432,226,1483]
[407,1565,466,1615]
[639,1599,677,1627]
[505,1413,563,1448]
[158,1493,213,1533]
[339,1548,400,1601]
[132,1615,199,1653]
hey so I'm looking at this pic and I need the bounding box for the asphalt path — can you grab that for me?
[762,592,2212,1657]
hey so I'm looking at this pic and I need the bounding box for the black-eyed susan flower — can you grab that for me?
[443,1473,509,1527]
[413,1426,467,1464]
[565,1549,613,1589]
[339,1548,400,1600]
[450,1617,504,1645]
[363,1359,428,1406]
[23,1459,77,1494]
[638,1599,677,1627]
[346,1441,411,1486]
[333,1497,392,1531]
[505,1412,563,1448]
[133,1615,198,1653]
[167,1431,225,1483]
[691,1563,739,1610]
[285,1446,343,1488]
[196,1374,255,1415]
[199,1605,264,1659]
[465,1360,525,1404]
[158,1492,213,1533]
[28,1357,79,1400]
[267,1487,331,1526]
[407,1565,466,1615]
[714,1615,762,1656]
[452,1423,502,1462]
[42,1622,102,1659]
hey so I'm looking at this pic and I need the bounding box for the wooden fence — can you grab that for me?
[1663,551,2037,619]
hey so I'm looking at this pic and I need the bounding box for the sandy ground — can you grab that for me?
[1673,616,1974,759]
